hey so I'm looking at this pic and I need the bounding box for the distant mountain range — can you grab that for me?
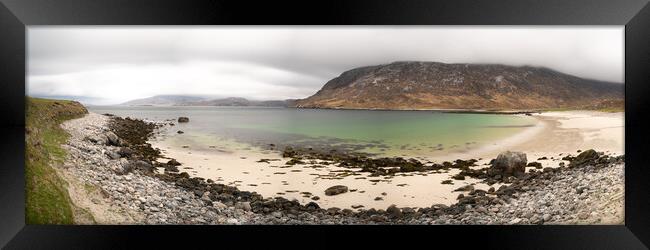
[294,61,624,110]
[121,95,207,106]
[177,97,297,107]
[121,95,296,107]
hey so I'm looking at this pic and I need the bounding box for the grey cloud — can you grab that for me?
[28,26,624,105]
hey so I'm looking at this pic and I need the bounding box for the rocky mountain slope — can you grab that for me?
[294,61,624,110]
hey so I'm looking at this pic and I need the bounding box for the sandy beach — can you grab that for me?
[148,110,624,210]
[436,111,623,161]
[508,111,624,165]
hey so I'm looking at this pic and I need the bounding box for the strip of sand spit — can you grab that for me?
[516,111,624,157]
[444,110,624,168]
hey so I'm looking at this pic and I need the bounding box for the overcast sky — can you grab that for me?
[28,26,623,105]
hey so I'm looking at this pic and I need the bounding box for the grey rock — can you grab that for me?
[578,213,589,220]
[489,151,527,177]
[201,191,211,202]
[570,149,599,167]
[324,185,348,196]
[117,147,134,158]
[84,135,107,145]
[402,207,415,214]
[509,218,522,224]
[235,201,252,212]
[105,150,121,160]
[454,184,474,192]
[387,205,402,219]
[105,131,120,146]
[369,214,386,222]
[128,160,154,173]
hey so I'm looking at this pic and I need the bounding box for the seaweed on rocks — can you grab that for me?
[107,117,163,163]
[279,146,480,176]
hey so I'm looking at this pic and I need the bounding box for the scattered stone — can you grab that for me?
[570,149,599,167]
[105,150,121,159]
[386,205,402,219]
[454,185,474,192]
[527,162,543,169]
[235,201,252,212]
[167,159,181,166]
[324,185,348,196]
[509,218,522,225]
[117,147,134,158]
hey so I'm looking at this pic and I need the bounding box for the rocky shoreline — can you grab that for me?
[59,112,624,224]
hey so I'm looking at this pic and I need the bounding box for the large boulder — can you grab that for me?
[324,185,348,196]
[489,151,527,177]
[569,149,599,167]
[178,117,190,123]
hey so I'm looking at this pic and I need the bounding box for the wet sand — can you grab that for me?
[505,111,624,165]
[149,111,623,210]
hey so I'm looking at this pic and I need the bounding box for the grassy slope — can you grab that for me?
[25,97,88,224]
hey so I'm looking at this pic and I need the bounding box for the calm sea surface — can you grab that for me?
[88,106,537,158]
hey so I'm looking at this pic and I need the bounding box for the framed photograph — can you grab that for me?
[1,0,649,248]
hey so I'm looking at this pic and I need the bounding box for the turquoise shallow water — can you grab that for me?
[88,106,537,158]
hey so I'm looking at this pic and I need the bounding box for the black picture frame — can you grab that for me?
[1,0,649,248]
